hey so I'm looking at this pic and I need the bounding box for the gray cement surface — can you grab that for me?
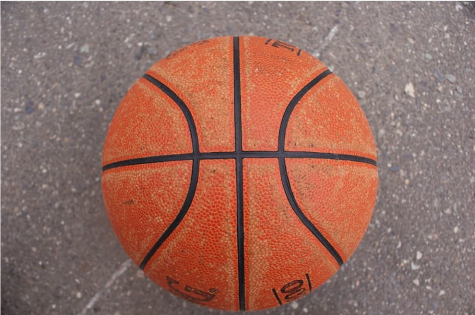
[2,2,475,315]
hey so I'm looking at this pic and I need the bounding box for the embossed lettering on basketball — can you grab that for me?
[102,36,378,311]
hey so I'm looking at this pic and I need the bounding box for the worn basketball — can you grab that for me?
[101,36,378,311]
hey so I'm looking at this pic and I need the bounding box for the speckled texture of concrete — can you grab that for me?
[2,2,475,315]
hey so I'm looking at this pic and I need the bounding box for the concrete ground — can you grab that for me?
[2,2,475,315]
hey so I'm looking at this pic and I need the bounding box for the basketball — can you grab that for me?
[101,36,378,311]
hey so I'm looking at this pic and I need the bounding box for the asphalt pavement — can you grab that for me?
[1,2,475,315]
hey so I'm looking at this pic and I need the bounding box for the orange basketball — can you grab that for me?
[101,36,378,311]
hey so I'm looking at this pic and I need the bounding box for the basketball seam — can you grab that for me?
[102,151,376,171]
[233,36,246,311]
[138,75,200,270]
[278,69,344,266]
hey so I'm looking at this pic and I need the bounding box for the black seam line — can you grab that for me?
[285,152,377,166]
[139,74,200,270]
[234,36,246,312]
[102,153,192,171]
[102,151,377,171]
[278,69,344,266]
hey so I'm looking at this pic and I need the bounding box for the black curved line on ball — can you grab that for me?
[277,69,344,266]
[139,74,200,270]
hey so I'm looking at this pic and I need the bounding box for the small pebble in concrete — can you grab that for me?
[12,122,25,131]
[434,68,444,82]
[405,83,415,98]
[445,74,456,83]
[135,44,146,60]
[80,44,89,53]
[73,55,82,66]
